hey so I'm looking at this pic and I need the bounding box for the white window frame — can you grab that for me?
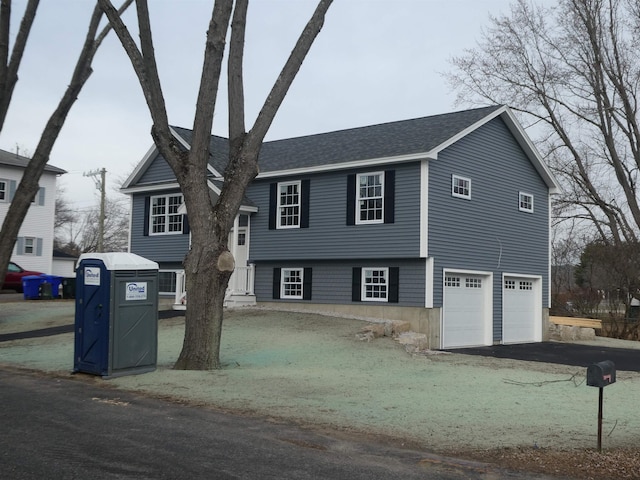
[150,194,184,235]
[281,268,304,299]
[356,172,384,225]
[519,192,534,213]
[361,267,389,302]
[277,181,301,229]
[0,179,7,202]
[23,237,35,255]
[451,175,471,200]
[158,270,179,295]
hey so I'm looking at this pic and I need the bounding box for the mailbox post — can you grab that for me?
[586,360,616,452]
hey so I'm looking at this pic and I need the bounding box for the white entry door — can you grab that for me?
[442,272,492,348]
[502,276,541,344]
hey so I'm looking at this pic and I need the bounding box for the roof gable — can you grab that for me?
[123,105,560,194]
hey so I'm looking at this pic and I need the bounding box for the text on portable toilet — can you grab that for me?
[126,282,148,301]
[85,268,101,286]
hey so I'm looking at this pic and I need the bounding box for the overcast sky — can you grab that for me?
[2,0,518,212]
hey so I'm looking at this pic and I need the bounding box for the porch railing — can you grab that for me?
[173,264,255,307]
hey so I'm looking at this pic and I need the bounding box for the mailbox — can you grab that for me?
[587,360,616,387]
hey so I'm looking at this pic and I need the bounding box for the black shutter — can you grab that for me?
[303,267,312,300]
[388,267,399,303]
[269,183,277,230]
[352,267,362,302]
[143,196,150,236]
[272,268,281,299]
[346,174,356,225]
[300,179,310,229]
[182,215,190,235]
[384,170,395,224]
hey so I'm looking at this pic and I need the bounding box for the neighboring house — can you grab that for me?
[0,149,66,274]
[121,105,561,349]
[52,249,78,277]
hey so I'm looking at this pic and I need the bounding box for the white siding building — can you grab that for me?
[0,149,66,274]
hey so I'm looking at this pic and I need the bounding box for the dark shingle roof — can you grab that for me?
[0,148,66,174]
[173,105,502,175]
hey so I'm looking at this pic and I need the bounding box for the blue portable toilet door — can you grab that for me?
[74,261,111,375]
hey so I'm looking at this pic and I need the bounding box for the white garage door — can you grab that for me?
[503,277,540,344]
[443,273,491,348]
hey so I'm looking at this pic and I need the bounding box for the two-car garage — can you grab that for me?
[441,270,542,349]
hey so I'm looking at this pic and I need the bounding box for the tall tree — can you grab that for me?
[447,0,640,245]
[98,0,333,370]
[0,1,133,288]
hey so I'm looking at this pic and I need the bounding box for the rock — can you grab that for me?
[360,323,385,338]
[390,320,411,336]
[577,327,596,341]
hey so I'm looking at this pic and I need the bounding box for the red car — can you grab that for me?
[4,262,44,292]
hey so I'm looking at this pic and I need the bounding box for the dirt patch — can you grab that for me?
[2,304,640,478]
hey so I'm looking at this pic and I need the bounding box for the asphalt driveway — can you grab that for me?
[449,341,640,372]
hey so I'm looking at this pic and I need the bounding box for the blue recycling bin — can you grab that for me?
[74,252,159,378]
[22,275,44,300]
[40,274,63,298]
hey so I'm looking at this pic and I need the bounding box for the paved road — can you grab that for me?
[0,369,559,480]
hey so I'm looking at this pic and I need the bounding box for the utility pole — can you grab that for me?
[84,168,106,252]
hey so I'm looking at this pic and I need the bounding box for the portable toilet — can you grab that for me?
[74,252,158,378]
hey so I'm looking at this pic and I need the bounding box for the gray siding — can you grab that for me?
[428,117,550,340]
[248,162,422,261]
[129,191,190,263]
[254,259,425,307]
[138,154,175,184]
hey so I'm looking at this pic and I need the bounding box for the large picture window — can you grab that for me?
[150,194,184,234]
[277,181,301,228]
[357,172,384,224]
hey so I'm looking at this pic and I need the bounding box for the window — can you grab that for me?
[158,271,178,294]
[520,280,533,290]
[269,180,310,230]
[273,267,312,300]
[466,277,482,288]
[150,194,183,234]
[452,175,471,199]
[281,268,304,299]
[504,279,516,290]
[356,172,384,224]
[0,179,6,201]
[445,276,461,287]
[519,192,534,213]
[238,233,246,246]
[23,237,35,255]
[362,267,389,302]
[277,181,301,228]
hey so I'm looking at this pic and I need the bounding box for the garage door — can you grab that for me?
[443,272,491,348]
[502,277,540,344]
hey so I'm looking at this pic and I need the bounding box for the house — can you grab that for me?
[0,149,66,274]
[121,105,561,349]
[52,249,78,277]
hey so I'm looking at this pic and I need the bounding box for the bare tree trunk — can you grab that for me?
[101,0,333,370]
[0,1,132,288]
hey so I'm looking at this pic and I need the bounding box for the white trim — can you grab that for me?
[355,171,385,225]
[361,267,389,302]
[281,267,304,299]
[158,269,181,295]
[518,191,534,213]
[425,257,434,308]
[420,160,428,257]
[451,174,471,200]
[276,180,302,229]
[121,144,159,189]
[256,152,435,179]
[121,182,181,194]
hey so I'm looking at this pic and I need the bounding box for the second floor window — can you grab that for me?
[452,175,471,199]
[0,180,6,201]
[23,237,35,255]
[151,194,183,234]
[277,181,301,228]
[357,172,384,224]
